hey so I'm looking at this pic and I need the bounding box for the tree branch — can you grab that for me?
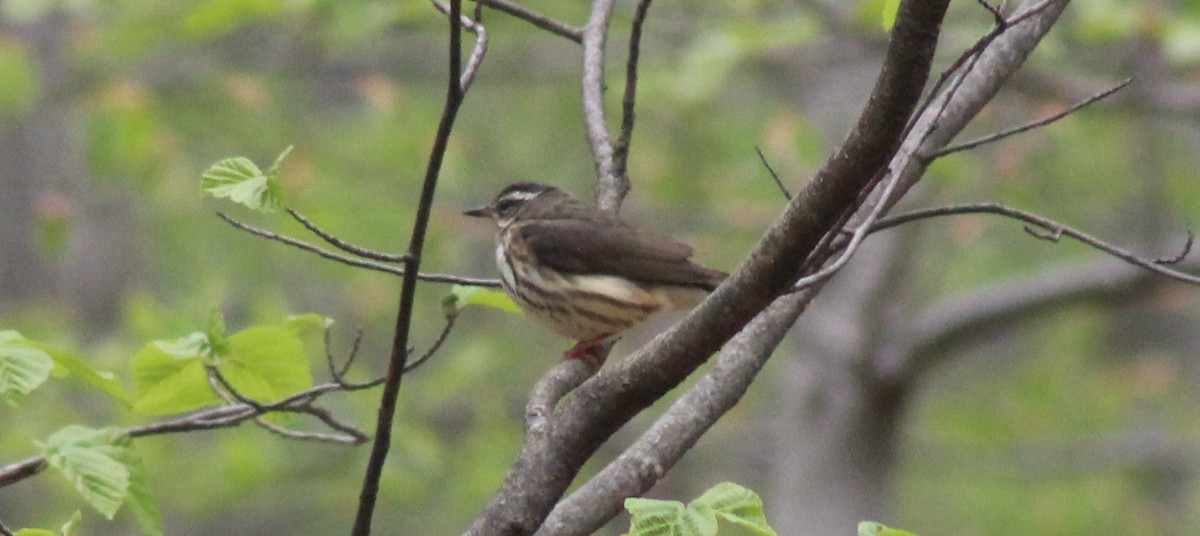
[611,0,652,189]
[538,290,815,535]
[465,0,950,533]
[870,203,1200,286]
[217,212,501,288]
[925,77,1131,159]
[472,0,583,43]
[352,0,467,533]
[581,0,626,212]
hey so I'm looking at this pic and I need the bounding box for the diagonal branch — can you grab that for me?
[925,77,1132,159]
[611,0,653,188]
[352,0,468,533]
[465,0,951,533]
[870,203,1200,285]
[537,289,815,535]
[472,0,583,43]
[218,212,501,288]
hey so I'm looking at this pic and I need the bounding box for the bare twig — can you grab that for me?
[352,0,468,533]
[0,377,375,489]
[582,0,625,212]
[871,203,1200,285]
[0,516,12,536]
[926,78,1132,159]
[472,0,583,43]
[611,0,653,186]
[433,0,490,91]
[1155,227,1193,265]
[286,209,410,263]
[755,146,791,201]
[401,314,459,373]
[218,212,501,288]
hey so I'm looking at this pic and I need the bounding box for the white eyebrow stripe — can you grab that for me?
[499,190,541,203]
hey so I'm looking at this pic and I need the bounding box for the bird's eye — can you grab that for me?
[496,198,520,214]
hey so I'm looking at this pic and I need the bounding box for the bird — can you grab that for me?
[464,182,727,362]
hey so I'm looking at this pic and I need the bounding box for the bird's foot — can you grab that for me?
[563,334,616,369]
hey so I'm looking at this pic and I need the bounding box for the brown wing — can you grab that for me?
[517,219,726,290]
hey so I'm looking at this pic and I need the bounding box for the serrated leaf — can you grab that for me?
[445,285,521,316]
[200,155,285,212]
[109,438,162,536]
[624,497,717,536]
[0,330,54,405]
[131,341,218,415]
[220,326,312,402]
[36,426,132,519]
[858,521,918,536]
[691,482,777,536]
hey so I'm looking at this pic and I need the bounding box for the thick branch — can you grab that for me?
[538,290,814,535]
[465,1,950,533]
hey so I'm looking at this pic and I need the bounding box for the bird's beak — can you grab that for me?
[463,206,493,218]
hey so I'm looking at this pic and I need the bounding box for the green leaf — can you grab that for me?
[623,483,779,536]
[220,325,312,402]
[858,521,918,536]
[691,483,777,536]
[625,497,717,536]
[29,341,130,407]
[200,148,287,212]
[206,307,230,359]
[444,285,522,317]
[284,312,333,335]
[131,336,219,415]
[13,509,80,536]
[0,330,54,405]
[881,0,901,30]
[131,318,313,414]
[110,437,162,536]
[36,426,132,519]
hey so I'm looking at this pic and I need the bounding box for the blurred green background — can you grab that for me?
[2,0,1200,534]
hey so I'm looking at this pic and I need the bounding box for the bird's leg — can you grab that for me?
[564,333,615,368]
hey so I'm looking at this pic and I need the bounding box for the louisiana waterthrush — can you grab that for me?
[465,182,727,361]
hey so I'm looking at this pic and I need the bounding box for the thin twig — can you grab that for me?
[926,78,1132,159]
[755,146,791,201]
[791,164,906,292]
[207,365,265,411]
[0,377,376,488]
[612,0,653,185]
[402,314,459,373]
[472,0,583,43]
[871,203,1200,285]
[287,209,410,263]
[218,212,501,288]
[0,515,12,536]
[352,0,468,532]
[1155,227,1193,265]
[433,0,489,91]
[975,0,1006,26]
[582,0,625,212]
